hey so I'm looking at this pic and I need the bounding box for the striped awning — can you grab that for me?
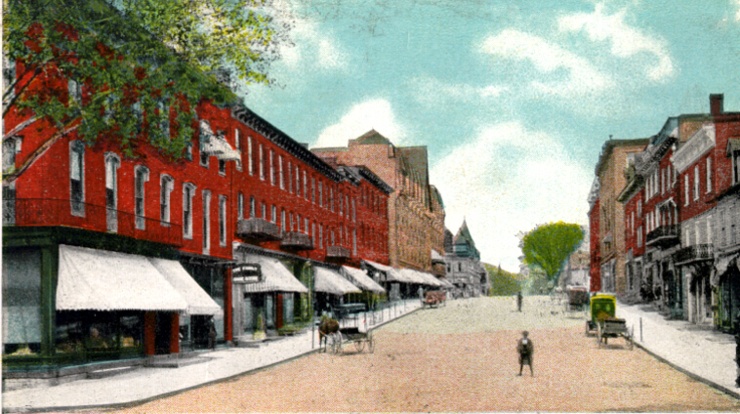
[56,245,188,311]
[149,258,222,315]
[314,267,362,296]
[342,266,385,293]
[240,255,308,293]
[398,268,426,284]
[416,271,444,287]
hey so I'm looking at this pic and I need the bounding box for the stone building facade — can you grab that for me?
[444,220,489,297]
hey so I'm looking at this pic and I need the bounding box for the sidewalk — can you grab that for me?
[617,301,740,399]
[2,300,421,413]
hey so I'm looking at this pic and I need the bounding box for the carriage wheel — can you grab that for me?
[355,338,366,353]
[367,331,375,353]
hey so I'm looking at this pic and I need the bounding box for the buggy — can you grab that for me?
[585,293,633,350]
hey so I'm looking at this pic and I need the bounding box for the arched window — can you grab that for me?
[183,183,197,239]
[104,152,120,232]
[134,165,150,230]
[160,174,174,224]
[69,141,85,216]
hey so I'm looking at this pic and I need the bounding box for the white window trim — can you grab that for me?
[706,157,712,193]
[69,140,86,216]
[219,195,227,247]
[160,174,174,224]
[202,190,211,254]
[693,165,700,201]
[183,183,196,239]
[134,165,150,230]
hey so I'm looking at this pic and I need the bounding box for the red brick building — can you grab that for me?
[2,66,393,380]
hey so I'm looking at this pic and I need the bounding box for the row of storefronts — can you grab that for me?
[592,94,740,333]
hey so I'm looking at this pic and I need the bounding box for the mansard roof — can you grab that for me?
[339,165,394,194]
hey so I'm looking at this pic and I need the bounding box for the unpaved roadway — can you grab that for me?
[111,296,740,412]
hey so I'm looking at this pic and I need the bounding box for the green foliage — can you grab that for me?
[521,221,583,285]
[3,0,289,182]
[484,263,522,296]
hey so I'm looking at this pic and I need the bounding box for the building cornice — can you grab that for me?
[671,124,715,173]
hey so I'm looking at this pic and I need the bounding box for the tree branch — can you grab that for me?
[2,116,40,142]
[3,122,79,185]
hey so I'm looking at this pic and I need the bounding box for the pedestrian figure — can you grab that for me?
[517,291,523,312]
[208,319,217,351]
[517,330,534,376]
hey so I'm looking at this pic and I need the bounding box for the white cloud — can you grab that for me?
[735,0,740,22]
[410,76,507,105]
[313,98,406,148]
[430,122,591,272]
[270,0,348,71]
[557,3,675,81]
[480,29,614,97]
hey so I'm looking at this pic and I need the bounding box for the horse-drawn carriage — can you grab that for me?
[422,290,446,308]
[585,293,633,350]
[318,317,375,354]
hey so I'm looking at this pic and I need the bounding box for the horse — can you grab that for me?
[318,317,339,352]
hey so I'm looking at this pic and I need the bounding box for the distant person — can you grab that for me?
[517,291,523,312]
[517,330,534,376]
[85,327,107,349]
[208,319,217,351]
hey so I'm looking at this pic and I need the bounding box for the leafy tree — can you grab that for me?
[2,0,290,185]
[521,222,583,287]
[484,263,522,296]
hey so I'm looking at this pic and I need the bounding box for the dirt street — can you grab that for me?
[111,296,740,412]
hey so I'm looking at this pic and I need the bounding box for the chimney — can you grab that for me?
[710,94,724,116]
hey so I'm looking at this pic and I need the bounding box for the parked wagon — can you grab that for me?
[585,293,633,350]
[566,286,589,311]
[328,327,374,354]
[422,290,446,308]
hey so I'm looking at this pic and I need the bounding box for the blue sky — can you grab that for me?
[244,0,740,272]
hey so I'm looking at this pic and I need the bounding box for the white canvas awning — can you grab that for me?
[240,255,308,293]
[399,268,426,284]
[314,267,361,296]
[416,270,443,287]
[148,258,222,315]
[342,266,385,293]
[56,245,188,311]
[363,260,407,283]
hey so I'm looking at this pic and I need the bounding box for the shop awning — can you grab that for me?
[314,267,362,296]
[149,258,222,315]
[56,245,188,311]
[398,268,426,284]
[240,255,308,293]
[416,270,444,287]
[363,260,407,283]
[342,266,385,293]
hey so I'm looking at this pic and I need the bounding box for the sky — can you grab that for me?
[243,0,740,273]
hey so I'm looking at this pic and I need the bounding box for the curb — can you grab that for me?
[4,305,423,413]
[630,339,740,401]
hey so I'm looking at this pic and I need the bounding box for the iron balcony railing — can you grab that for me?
[3,198,183,246]
[280,231,314,250]
[326,245,350,260]
[673,243,714,265]
[236,218,282,241]
[646,224,680,247]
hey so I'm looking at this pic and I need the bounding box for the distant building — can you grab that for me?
[313,130,445,273]
[444,220,489,297]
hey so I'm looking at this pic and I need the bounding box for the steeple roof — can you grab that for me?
[454,219,475,247]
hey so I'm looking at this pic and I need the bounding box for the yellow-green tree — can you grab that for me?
[521,222,583,286]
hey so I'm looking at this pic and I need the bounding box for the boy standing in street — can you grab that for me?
[517,330,534,376]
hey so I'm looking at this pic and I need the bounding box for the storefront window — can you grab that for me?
[3,250,42,356]
[55,311,143,356]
